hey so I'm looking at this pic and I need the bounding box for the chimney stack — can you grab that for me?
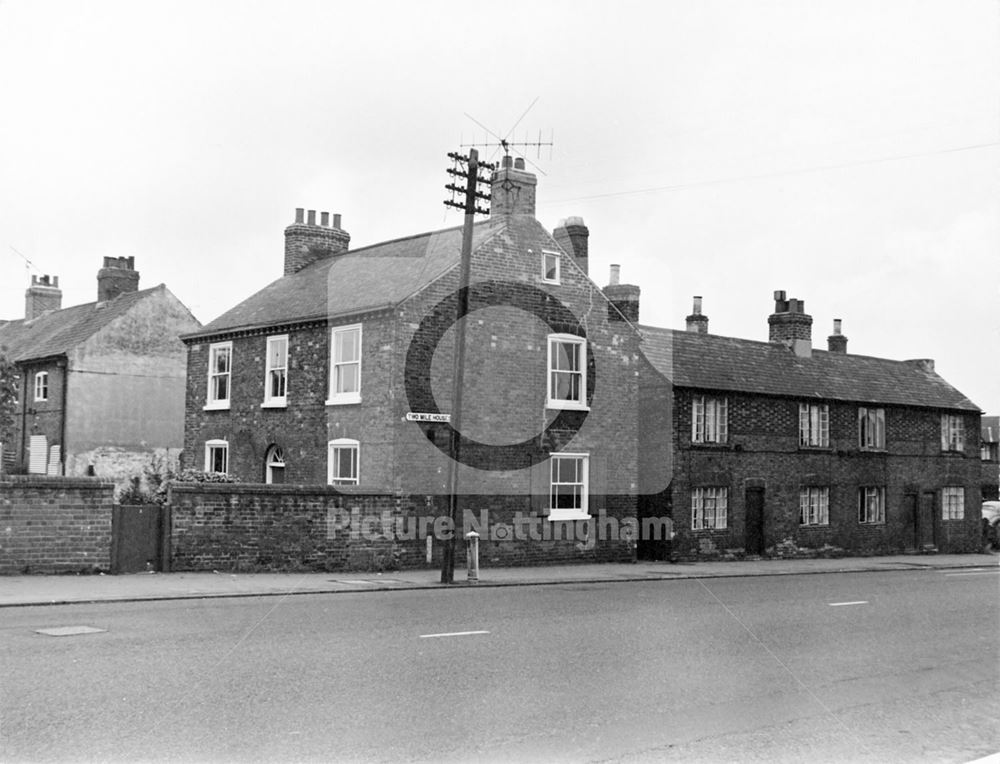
[25,274,62,320]
[490,155,537,218]
[604,265,640,323]
[827,318,848,353]
[283,209,350,275]
[768,289,812,357]
[97,256,140,302]
[553,217,589,275]
[685,295,709,334]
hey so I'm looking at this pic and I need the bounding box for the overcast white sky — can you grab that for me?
[1,0,997,412]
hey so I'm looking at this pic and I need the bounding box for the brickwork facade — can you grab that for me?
[0,475,114,573]
[666,389,982,557]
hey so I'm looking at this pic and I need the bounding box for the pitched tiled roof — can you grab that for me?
[640,325,980,412]
[983,415,999,443]
[0,286,166,363]
[188,222,500,339]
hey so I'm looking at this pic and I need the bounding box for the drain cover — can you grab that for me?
[35,626,107,637]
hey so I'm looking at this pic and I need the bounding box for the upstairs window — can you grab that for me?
[328,439,359,485]
[940,414,964,453]
[206,342,232,409]
[263,335,288,406]
[542,250,561,284]
[692,396,728,444]
[549,453,589,521]
[858,407,885,450]
[799,487,830,526]
[858,486,885,524]
[205,439,229,475]
[942,486,964,520]
[328,325,361,405]
[33,371,48,402]
[799,403,829,448]
[547,335,587,410]
[691,487,728,530]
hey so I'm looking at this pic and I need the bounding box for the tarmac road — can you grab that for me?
[2,568,998,763]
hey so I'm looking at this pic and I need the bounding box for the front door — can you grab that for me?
[902,493,918,551]
[918,491,936,549]
[745,487,765,555]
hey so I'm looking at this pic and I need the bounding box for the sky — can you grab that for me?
[0,0,997,412]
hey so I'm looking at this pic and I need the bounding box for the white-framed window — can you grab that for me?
[940,414,965,452]
[692,396,728,444]
[942,486,965,520]
[263,335,288,407]
[205,439,229,475]
[547,334,587,410]
[858,486,885,524]
[542,250,561,284]
[328,325,361,405]
[691,487,728,530]
[205,342,232,410]
[799,487,830,526]
[33,371,48,402]
[799,403,829,448]
[265,444,285,484]
[328,438,359,485]
[549,453,589,520]
[858,407,885,450]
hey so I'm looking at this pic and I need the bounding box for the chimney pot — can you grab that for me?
[307,210,316,226]
[295,208,305,224]
[692,296,703,315]
[774,290,786,301]
[827,319,848,353]
[686,296,709,334]
[552,217,589,275]
[321,211,330,227]
[609,264,621,286]
[514,157,525,170]
[833,319,842,335]
[333,213,342,229]
[768,291,812,346]
[502,155,513,169]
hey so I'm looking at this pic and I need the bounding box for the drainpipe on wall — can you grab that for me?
[59,357,68,476]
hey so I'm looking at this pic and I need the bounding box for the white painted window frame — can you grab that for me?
[799,402,830,448]
[263,334,288,408]
[941,486,965,520]
[548,452,589,521]
[858,486,885,524]
[940,413,965,453]
[799,486,830,525]
[205,439,229,475]
[692,396,728,444]
[205,342,233,410]
[541,250,561,284]
[33,371,48,402]
[691,487,728,530]
[328,438,360,485]
[546,334,587,410]
[858,407,886,450]
[327,324,362,405]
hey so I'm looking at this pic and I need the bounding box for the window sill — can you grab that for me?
[326,394,362,406]
[261,400,287,409]
[203,402,231,411]
[547,511,591,522]
[545,400,590,412]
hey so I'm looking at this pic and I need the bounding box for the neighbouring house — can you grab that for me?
[0,258,200,484]
[179,156,642,567]
[638,293,983,558]
[982,415,999,501]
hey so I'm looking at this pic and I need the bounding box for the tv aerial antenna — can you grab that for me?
[460,97,554,176]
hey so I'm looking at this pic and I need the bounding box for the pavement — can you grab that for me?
[1,552,998,607]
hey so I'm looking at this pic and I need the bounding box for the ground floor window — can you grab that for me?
[941,486,964,520]
[549,453,589,520]
[691,487,728,530]
[205,439,229,475]
[799,487,829,526]
[328,439,359,485]
[858,486,885,524]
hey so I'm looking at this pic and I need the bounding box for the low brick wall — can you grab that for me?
[0,475,114,574]
[168,483,635,572]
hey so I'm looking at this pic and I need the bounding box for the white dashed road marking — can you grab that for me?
[419,630,490,639]
[36,626,107,637]
[829,601,869,607]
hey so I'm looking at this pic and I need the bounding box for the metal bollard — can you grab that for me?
[465,531,480,584]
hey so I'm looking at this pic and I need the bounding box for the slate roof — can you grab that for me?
[0,286,166,363]
[187,222,499,339]
[640,325,980,412]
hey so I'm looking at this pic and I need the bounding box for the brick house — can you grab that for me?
[0,258,200,483]
[982,415,999,501]
[639,292,983,558]
[179,157,642,566]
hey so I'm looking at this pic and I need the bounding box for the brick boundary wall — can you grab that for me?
[0,475,114,574]
[168,483,635,573]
